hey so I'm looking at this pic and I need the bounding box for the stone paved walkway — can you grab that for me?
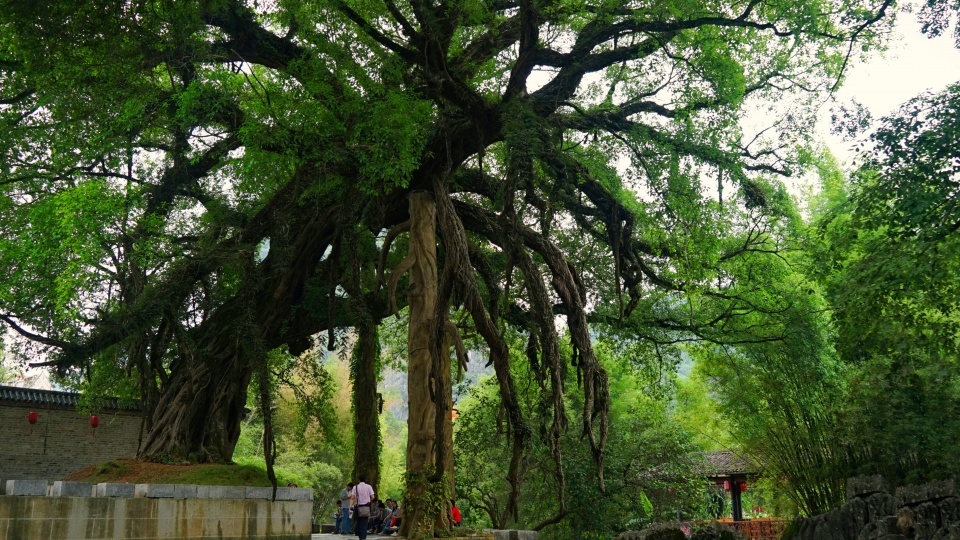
[312,534,397,539]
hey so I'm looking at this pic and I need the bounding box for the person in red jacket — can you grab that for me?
[451,500,462,527]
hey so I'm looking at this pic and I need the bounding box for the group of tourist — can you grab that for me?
[371,498,403,535]
[333,479,462,537]
[333,477,403,537]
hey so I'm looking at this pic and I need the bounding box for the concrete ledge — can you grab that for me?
[50,482,94,497]
[2,480,315,502]
[134,483,174,498]
[245,486,275,500]
[197,485,247,499]
[5,480,50,496]
[484,529,538,540]
[95,483,135,498]
[173,484,198,499]
[0,494,312,539]
[275,487,313,501]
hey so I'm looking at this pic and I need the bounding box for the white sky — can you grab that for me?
[820,11,960,164]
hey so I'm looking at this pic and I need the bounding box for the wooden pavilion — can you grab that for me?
[698,450,789,539]
[701,450,758,521]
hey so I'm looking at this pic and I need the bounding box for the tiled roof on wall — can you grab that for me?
[0,385,141,411]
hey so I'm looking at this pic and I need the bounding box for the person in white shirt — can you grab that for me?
[351,475,376,540]
[338,482,354,534]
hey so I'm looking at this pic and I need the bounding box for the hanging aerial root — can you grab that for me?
[454,197,611,492]
[466,240,503,326]
[505,221,571,524]
[445,320,469,381]
[376,219,411,287]
[433,176,529,518]
[505,224,566,430]
[531,225,608,492]
[525,331,541,381]
[386,254,416,316]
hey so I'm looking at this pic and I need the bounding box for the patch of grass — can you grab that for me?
[65,459,298,487]
[159,463,276,486]
[86,461,130,483]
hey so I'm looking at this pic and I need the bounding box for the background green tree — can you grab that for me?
[455,335,708,539]
[811,81,960,485]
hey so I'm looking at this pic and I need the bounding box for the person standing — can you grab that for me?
[351,475,376,540]
[339,482,355,534]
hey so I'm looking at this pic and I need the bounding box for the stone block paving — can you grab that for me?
[311,535,397,539]
[310,531,532,540]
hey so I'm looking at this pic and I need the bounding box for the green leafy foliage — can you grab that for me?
[55,347,141,414]
[691,273,849,515]
[455,334,708,539]
[234,348,353,521]
[810,82,960,486]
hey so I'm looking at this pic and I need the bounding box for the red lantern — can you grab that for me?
[740,481,748,492]
[28,411,38,424]
[723,480,731,491]
[90,415,100,436]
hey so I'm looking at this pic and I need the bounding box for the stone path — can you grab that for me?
[312,534,397,539]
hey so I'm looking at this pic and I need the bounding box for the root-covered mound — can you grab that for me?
[62,459,275,486]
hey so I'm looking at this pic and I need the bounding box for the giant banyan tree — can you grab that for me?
[0,0,891,533]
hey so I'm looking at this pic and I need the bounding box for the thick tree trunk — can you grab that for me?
[139,346,251,463]
[352,321,381,489]
[136,204,346,464]
[134,228,372,463]
[400,192,453,536]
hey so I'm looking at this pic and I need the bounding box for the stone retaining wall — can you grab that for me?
[784,476,960,540]
[0,480,312,540]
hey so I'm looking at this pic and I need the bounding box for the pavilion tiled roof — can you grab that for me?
[698,450,760,477]
[0,385,141,411]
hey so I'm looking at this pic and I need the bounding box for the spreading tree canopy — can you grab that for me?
[0,0,892,530]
